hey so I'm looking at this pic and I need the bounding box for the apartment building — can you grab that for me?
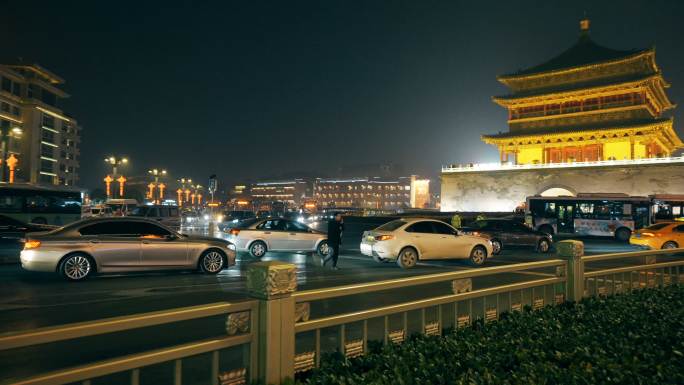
[0,63,81,186]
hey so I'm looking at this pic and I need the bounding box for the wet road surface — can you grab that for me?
[0,236,657,384]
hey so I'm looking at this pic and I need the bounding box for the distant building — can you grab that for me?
[0,63,81,186]
[410,176,431,208]
[249,179,310,208]
[441,19,684,212]
[313,177,412,209]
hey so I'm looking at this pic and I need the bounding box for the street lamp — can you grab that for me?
[1,126,23,183]
[104,156,128,177]
[192,184,203,207]
[148,169,168,204]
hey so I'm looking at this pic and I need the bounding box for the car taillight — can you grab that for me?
[375,235,394,241]
[229,229,240,236]
[24,240,41,250]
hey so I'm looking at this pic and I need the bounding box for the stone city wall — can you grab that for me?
[440,163,684,212]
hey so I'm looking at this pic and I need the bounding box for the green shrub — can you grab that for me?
[298,285,684,384]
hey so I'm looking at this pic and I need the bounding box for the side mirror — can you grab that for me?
[165,234,178,241]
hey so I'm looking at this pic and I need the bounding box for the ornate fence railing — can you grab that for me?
[1,241,683,385]
[0,301,258,385]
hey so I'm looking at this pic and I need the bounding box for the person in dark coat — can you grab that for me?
[324,213,344,269]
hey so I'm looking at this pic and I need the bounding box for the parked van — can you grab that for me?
[105,199,139,216]
[129,205,181,229]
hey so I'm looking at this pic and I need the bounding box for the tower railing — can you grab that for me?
[442,155,684,173]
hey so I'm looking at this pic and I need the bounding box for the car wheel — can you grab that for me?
[537,238,551,254]
[490,239,502,255]
[59,253,94,281]
[316,241,329,257]
[469,245,487,267]
[662,241,679,249]
[396,247,418,269]
[200,249,225,274]
[249,241,267,258]
[615,228,631,242]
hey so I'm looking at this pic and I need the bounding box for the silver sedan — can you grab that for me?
[226,218,328,258]
[20,217,236,281]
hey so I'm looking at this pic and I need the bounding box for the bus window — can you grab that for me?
[577,203,593,218]
[593,203,613,220]
[634,205,649,229]
[0,187,82,225]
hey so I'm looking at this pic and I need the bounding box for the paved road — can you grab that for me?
[0,236,660,384]
[0,237,640,334]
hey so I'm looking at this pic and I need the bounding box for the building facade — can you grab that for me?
[313,177,412,209]
[249,179,309,208]
[0,63,81,186]
[441,20,684,212]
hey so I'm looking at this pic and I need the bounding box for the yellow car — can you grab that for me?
[630,222,684,249]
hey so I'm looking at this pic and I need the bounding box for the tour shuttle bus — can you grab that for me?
[651,194,684,222]
[526,193,651,241]
[0,184,83,225]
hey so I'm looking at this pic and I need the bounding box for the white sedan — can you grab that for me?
[360,218,494,268]
[226,218,329,258]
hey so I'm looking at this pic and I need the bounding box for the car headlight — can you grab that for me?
[227,243,236,251]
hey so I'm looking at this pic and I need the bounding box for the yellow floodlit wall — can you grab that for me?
[634,143,646,159]
[516,147,543,164]
[603,141,632,160]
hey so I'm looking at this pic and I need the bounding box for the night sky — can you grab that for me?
[3,1,684,189]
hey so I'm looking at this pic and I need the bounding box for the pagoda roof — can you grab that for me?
[482,118,671,140]
[494,73,660,101]
[499,33,651,80]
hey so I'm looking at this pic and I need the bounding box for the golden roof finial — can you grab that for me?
[580,18,590,31]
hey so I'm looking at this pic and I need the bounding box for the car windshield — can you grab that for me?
[644,223,671,231]
[376,220,406,231]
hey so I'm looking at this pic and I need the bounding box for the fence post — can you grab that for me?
[556,240,585,301]
[246,261,297,384]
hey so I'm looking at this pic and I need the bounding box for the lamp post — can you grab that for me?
[147,183,156,201]
[6,154,18,184]
[192,184,203,208]
[158,183,166,203]
[0,125,22,183]
[117,176,126,198]
[104,156,128,177]
[148,169,167,204]
[178,178,192,204]
[176,189,183,206]
[104,175,114,198]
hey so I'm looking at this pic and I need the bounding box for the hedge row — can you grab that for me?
[298,285,684,384]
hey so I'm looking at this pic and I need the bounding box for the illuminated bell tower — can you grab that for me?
[483,19,683,164]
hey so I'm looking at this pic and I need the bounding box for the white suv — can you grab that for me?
[360,218,494,268]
